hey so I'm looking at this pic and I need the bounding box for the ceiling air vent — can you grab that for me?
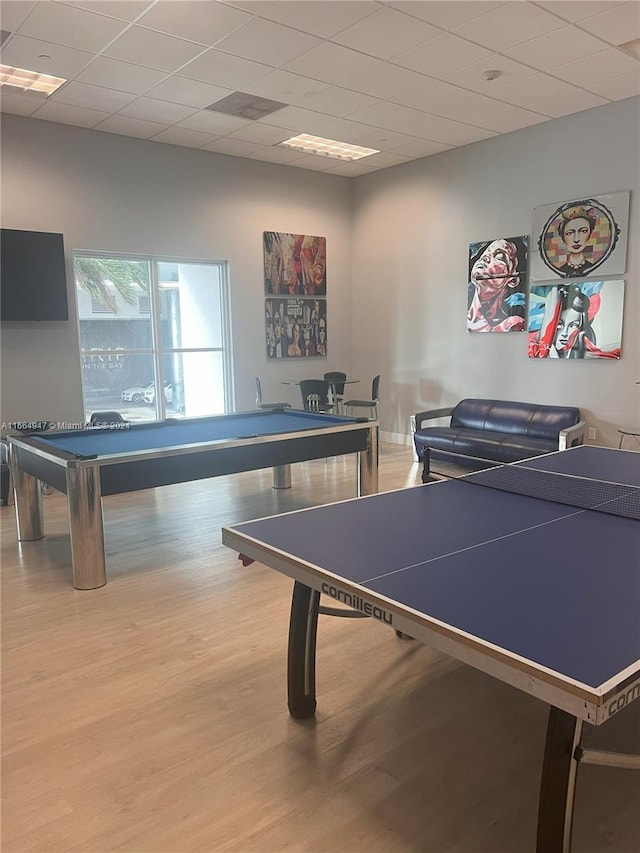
[205,91,288,121]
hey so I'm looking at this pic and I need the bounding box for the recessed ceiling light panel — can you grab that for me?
[278,133,380,161]
[0,64,66,96]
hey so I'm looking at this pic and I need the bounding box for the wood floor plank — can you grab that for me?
[2,446,638,852]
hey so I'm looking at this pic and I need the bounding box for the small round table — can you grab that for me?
[617,428,640,449]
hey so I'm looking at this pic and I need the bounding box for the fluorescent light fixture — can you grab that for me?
[0,64,66,96]
[278,133,379,161]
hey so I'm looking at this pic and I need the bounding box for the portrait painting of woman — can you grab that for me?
[531,192,629,281]
[527,281,623,360]
[467,235,528,332]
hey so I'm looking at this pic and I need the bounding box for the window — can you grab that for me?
[74,253,233,422]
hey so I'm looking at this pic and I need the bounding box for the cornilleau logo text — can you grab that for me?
[321,582,393,625]
[607,679,640,718]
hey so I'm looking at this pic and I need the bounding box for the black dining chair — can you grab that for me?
[344,375,380,420]
[299,379,334,413]
[255,377,291,410]
[323,371,347,412]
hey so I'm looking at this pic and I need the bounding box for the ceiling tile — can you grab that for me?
[179,48,271,89]
[95,113,167,137]
[217,1,277,14]
[18,2,128,52]
[104,26,206,72]
[178,109,250,134]
[301,86,380,118]
[531,88,609,117]
[331,7,441,60]
[534,2,625,23]
[147,76,232,109]
[51,80,137,111]
[226,121,291,144]
[58,2,154,22]
[32,100,111,126]
[282,41,379,84]
[390,77,469,112]
[119,96,197,123]
[393,32,492,76]
[0,35,94,78]
[76,56,167,93]
[347,99,496,145]
[443,54,536,94]
[504,25,610,69]
[307,115,386,145]
[342,61,428,99]
[0,1,37,31]
[214,17,321,66]
[245,145,308,164]
[323,158,384,175]
[201,137,261,155]
[490,72,575,107]
[585,71,640,100]
[388,137,452,158]
[256,104,335,133]
[0,89,41,115]
[387,1,507,30]
[136,1,252,46]
[550,47,639,83]
[576,1,640,45]
[453,2,565,50]
[150,125,217,147]
[261,1,379,39]
[349,151,412,170]
[242,69,329,106]
[284,153,336,171]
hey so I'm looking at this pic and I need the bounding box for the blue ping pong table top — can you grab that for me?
[225,446,640,695]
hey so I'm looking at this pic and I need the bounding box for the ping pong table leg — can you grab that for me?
[536,707,583,853]
[287,581,319,719]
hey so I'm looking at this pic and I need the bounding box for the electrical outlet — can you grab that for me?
[588,428,596,440]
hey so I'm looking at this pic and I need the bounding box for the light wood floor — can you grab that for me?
[1,444,638,853]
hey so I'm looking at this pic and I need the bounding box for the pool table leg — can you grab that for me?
[9,445,44,541]
[272,464,292,489]
[66,466,106,590]
[358,424,379,496]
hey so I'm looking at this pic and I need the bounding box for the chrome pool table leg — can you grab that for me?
[358,424,379,496]
[9,444,44,541]
[272,464,292,489]
[66,465,106,590]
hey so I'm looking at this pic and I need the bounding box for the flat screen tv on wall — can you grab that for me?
[1,229,69,321]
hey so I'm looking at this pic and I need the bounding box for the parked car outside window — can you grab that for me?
[121,382,173,404]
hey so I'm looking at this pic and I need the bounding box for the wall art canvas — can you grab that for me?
[264,232,326,296]
[266,297,326,359]
[527,280,623,360]
[467,235,528,332]
[531,192,629,281]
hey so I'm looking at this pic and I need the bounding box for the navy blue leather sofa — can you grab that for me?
[411,398,585,472]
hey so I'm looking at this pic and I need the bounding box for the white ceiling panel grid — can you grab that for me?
[0,0,637,175]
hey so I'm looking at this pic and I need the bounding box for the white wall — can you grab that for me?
[2,98,639,446]
[351,97,640,447]
[0,114,353,424]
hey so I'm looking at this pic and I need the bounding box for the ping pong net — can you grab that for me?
[459,462,640,521]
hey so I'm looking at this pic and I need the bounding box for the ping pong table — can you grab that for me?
[222,445,640,853]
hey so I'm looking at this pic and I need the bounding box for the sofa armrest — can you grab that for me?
[558,420,586,450]
[410,407,454,435]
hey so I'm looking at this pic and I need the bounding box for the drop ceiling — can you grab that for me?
[1,0,638,176]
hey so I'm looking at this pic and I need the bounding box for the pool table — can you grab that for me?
[8,409,378,590]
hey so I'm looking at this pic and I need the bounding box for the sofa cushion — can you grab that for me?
[414,426,558,464]
[450,399,580,440]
